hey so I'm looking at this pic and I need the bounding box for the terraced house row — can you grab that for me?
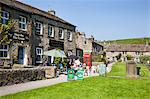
[0,0,76,67]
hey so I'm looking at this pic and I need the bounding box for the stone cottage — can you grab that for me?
[75,32,103,65]
[0,0,76,67]
[106,44,150,62]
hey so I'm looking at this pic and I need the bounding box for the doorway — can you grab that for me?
[18,47,25,64]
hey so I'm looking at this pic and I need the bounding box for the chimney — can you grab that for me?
[48,10,56,15]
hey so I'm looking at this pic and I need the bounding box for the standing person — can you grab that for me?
[67,61,71,70]
[59,61,63,74]
[86,65,90,76]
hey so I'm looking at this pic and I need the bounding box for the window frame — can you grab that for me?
[48,25,55,37]
[36,47,43,63]
[0,45,9,58]
[59,28,64,40]
[1,11,9,24]
[19,16,27,31]
[35,22,43,35]
[67,31,72,41]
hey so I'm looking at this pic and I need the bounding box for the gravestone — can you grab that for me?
[126,61,137,78]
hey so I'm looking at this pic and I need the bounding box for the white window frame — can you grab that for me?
[59,28,64,39]
[1,11,9,24]
[35,22,43,35]
[0,45,9,58]
[19,16,27,31]
[48,25,54,37]
[67,31,72,41]
[36,47,43,63]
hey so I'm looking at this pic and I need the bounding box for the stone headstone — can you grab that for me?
[126,61,137,78]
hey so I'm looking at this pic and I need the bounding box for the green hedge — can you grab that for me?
[140,55,150,64]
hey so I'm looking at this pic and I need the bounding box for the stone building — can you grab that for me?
[0,0,76,67]
[106,44,150,62]
[75,32,103,65]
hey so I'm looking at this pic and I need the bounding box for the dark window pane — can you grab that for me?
[0,45,2,49]
[0,51,3,57]
[19,23,22,28]
[19,17,21,22]
[22,18,25,22]
[4,51,7,57]
[37,55,41,61]
[4,45,7,49]
[23,24,25,29]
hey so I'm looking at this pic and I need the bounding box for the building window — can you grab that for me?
[59,28,64,39]
[123,51,127,54]
[67,31,72,41]
[19,16,27,30]
[35,22,43,35]
[36,47,43,63]
[135,51,140,55]
[1,11,9,24]
[0,45,9,58]
[48,26,54,37]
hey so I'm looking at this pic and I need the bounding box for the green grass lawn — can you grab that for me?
[107,62,150,77]
[137,64,150,77]
[1,76,150,99]
[107,62,126,76]
[1,62,150,99]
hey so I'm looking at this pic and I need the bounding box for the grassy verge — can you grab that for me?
[137,64,150,77]
[1,76,150,99]
[107,62,150,77]
[107,62,126,76]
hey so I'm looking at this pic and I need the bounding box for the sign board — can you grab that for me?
[83,50,92,53]
[67,69,75,80]
[99,64,106,76]
[76,69,84,80]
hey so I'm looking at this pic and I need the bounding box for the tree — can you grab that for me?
[140,55,150,64]
[0,16,14,44]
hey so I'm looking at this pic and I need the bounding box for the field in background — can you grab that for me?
[99,37,150,44]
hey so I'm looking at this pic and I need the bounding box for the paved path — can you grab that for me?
[0,73,99,96]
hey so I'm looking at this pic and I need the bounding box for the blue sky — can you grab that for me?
[18,0,149,40]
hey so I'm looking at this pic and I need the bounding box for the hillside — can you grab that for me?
[99,37,150,45]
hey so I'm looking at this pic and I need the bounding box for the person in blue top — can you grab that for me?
[59,61,63,74]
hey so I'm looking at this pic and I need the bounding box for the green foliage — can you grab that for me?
[126,54,133,60]
[0,20,14,45]
[140,55,150,64]
[62,58,68,67]
[115,53,122,60]
[53,57,61,65]
[99,37,150,44]
[92,52,106,62]
[137,64,150,77]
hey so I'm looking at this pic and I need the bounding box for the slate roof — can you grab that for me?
[0,0,75,27]
[106,44,150,52]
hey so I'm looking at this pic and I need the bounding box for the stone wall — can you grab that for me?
[0,67,46,86]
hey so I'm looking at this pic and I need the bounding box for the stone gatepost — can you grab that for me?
[126,61,137,78]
